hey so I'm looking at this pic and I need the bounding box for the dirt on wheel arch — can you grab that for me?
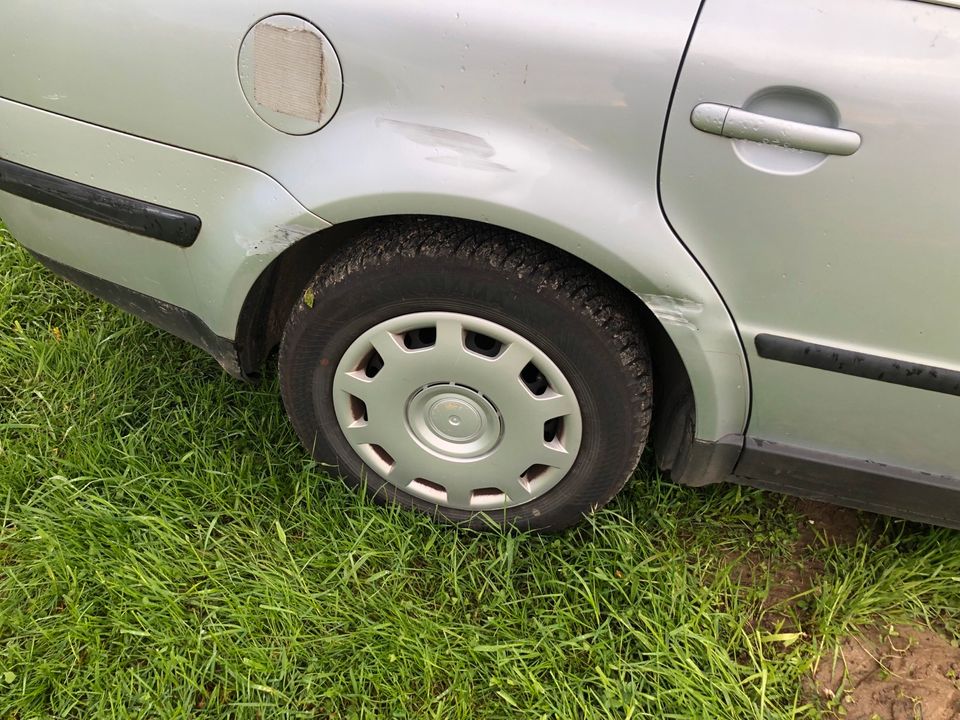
[811,625,960,720]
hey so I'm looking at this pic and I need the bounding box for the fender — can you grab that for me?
[284,159,751,443]
[0,0,748,442]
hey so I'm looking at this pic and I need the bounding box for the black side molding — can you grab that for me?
[756,333,960,397]
[733,438,960,531]
[0,157,201,247]
[30,251,245,379]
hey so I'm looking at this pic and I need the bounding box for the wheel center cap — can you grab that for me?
[427,397,483,441]
[406,384,502,458]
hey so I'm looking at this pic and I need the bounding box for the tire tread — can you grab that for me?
[281,217,652,529]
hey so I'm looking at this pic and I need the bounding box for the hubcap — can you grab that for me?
[407,384,502,458]
[331,312,583,511]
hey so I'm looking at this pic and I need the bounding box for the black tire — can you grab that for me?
[279,218,652,531]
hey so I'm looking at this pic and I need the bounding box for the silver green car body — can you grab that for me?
[2,0,959,526]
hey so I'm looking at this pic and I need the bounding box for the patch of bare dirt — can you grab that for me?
[794,498,864,548]
[760,560,822,629]
[729,499,864,630]
[759,500,863,628]
[812,625,960,720]
[716,497,880,637]
[721,545,822,632]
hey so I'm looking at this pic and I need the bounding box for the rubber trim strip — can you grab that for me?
[756,333,960,397]
[0,156,201,247]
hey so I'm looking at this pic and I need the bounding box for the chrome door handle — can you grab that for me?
[690,102,861,156]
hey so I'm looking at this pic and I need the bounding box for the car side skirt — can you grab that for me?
[0,157,202,247]
[732,438,960,530]
[30,251,245,379]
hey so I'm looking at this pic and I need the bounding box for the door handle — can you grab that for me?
[690,102,861,156]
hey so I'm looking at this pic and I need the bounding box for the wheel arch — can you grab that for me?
[234,211,748,484]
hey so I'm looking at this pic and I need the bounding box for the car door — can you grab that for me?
[660,0,960,479]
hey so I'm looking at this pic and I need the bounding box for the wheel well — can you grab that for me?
[235,217,379,378]
[235,214,696,459]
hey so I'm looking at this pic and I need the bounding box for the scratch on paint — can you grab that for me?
[239,224,316,257]
[377,118,514,173]
[640,294,704,331]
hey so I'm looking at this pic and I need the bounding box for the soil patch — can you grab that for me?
[812,624,960,720]
[736,499,863,630]
[794,498,864,548]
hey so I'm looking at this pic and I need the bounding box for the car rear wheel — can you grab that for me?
[279,219,652,531]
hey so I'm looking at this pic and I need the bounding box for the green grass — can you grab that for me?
[2,224,959,718]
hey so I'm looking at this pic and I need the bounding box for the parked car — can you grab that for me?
[2,0,958,531]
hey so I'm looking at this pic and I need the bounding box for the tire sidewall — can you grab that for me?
[280,252,646,530]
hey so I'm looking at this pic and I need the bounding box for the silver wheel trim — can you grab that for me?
[331,312,583,511]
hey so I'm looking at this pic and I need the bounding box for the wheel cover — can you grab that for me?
[331,312,583,511]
